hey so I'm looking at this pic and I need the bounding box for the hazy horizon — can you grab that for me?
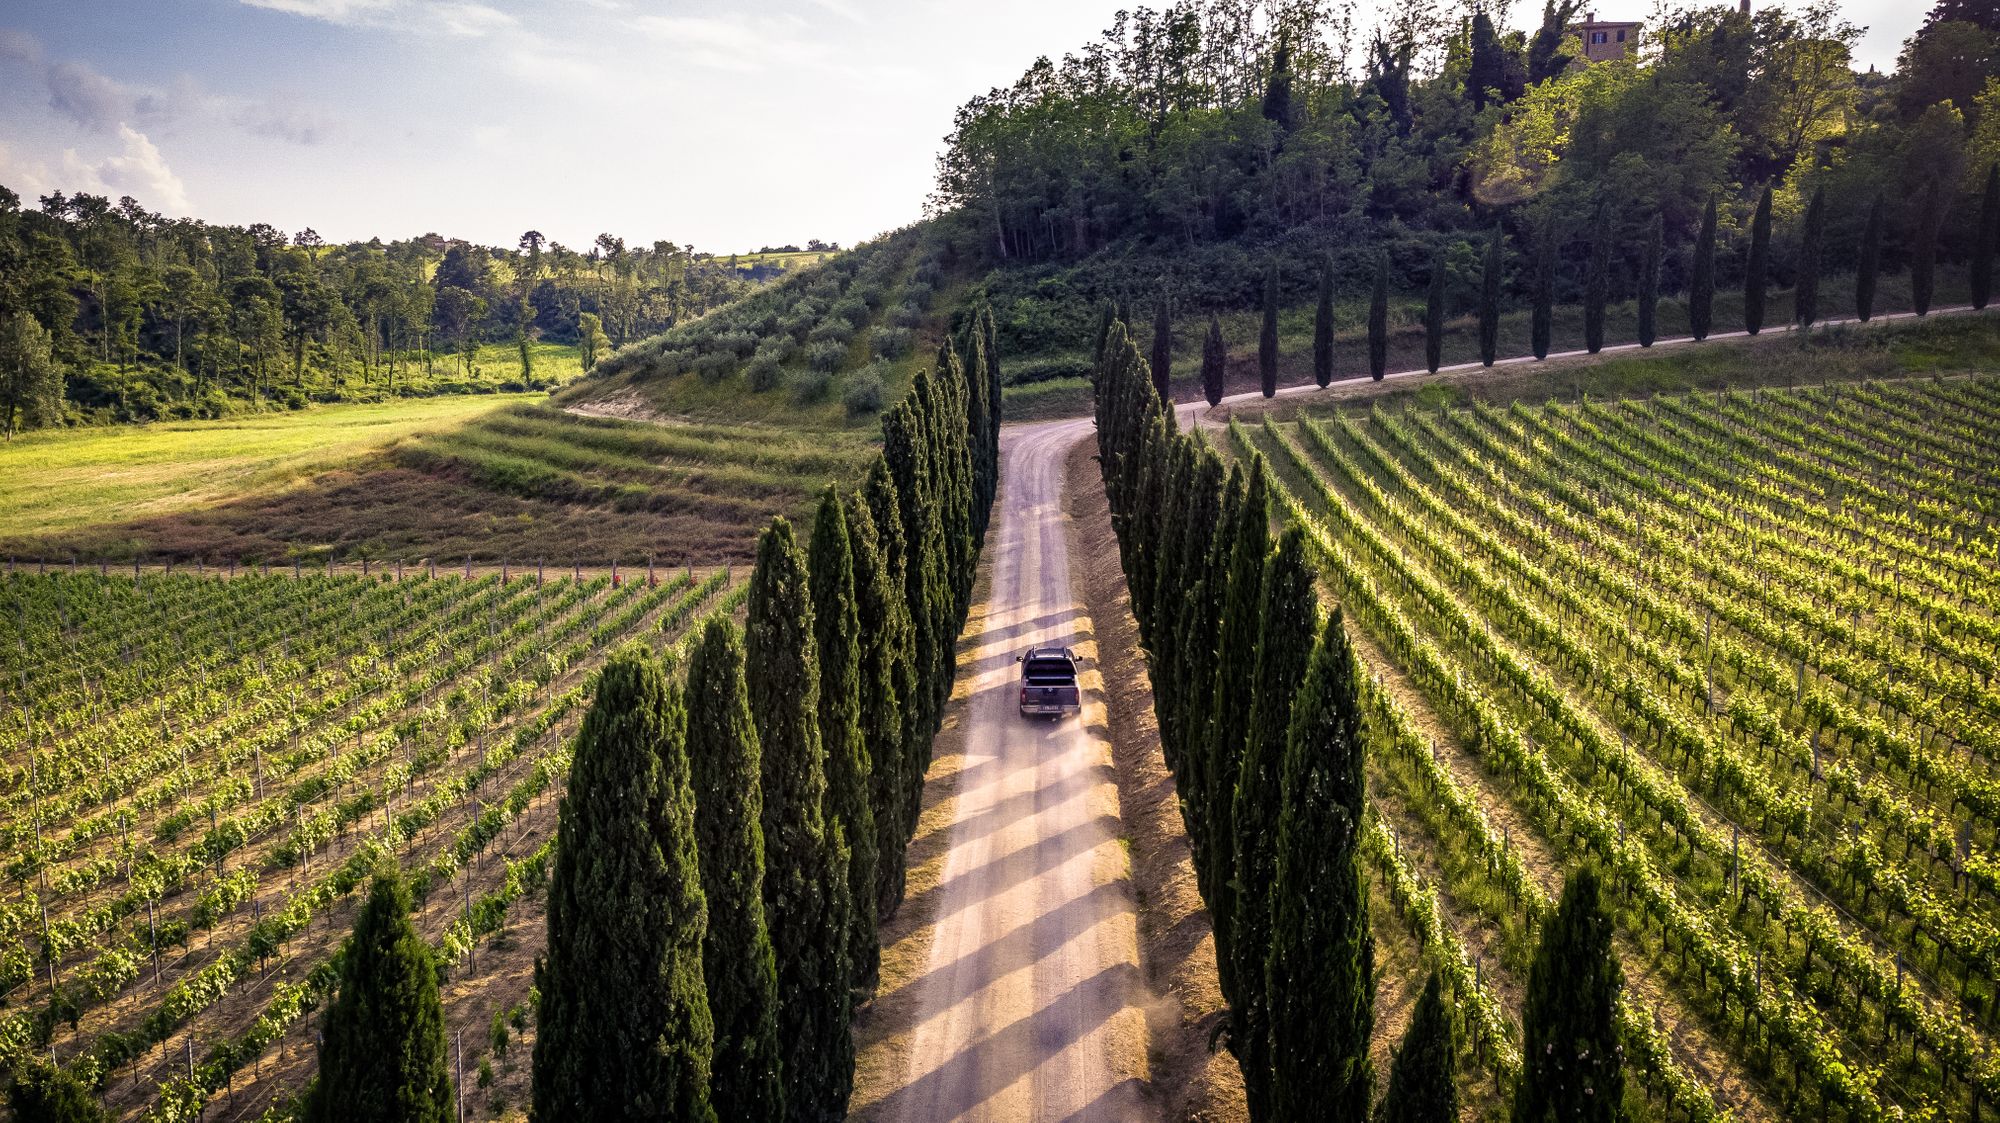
[0,0,1928,254]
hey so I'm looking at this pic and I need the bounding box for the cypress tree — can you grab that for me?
[845,493,911,913]
[1914,178,1941,317]
[744,518,853,1123]
[532,650,714,1123]
[1176,463,1243,865]
[1690,195,1717,341]
[312,870,455,1123]
[1230,529,1320,1120]
[1977,164,1999,311]
[1091,301,1117,377]
[980,302,1002,480]
[1856,194,1883,323]
[6,1061,107,1123]
[1583,206,1609,354]
[1314,255,1336,388]
[1144,436,1195,649]
[1637,212,1662,348]
[1796,185,1825,329]
[1531,223,1555,361]
[685,620,785,1122]
[1479,225,1502,366]
[1205,458,1270,1005]
[1423,246,1446,374]
[1266,609,1372,1123]
[884,396,945,758]
[1202,314,1227,408]
[1516,864,1624,1123]
[1378,972,1457,1123]
[1160,449,1225,768]
[862,460,924,865]
[1259,263,1279,397]
[810,489,876,999]
[1151,293,1173,403]
[1367,252,1390,381]
[1744,186,1772,335]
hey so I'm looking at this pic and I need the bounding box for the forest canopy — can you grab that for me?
[934,0,1994,320]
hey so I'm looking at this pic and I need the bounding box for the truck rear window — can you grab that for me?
[1024,659,1074,682]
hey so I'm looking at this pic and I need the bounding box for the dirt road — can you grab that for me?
[875,416,1154,1123]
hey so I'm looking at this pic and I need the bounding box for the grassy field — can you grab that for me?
[0,394,531,542]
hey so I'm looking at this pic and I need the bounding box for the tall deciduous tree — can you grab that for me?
[1743,186,1772,335]
[1423,247,1446,374]
[1531,224,1556,361]
[1796,186,1825,329]
[684,620,784,1122]
[1314,256,1336,388]
[1260,263,1280,397]
[1368,253,1390,381]
[1479,226,1503,366]
[1230,529,1319,1120]
[1202,314,1227,407]
[1151,293,1173,402]
[1637,212,1662,348]
[1516,863,1623,1123]
[1856,195,1883,323]
[1378,972,1456,1123]
[745,518,853,1123]
[532,649,714,1123]
[1690,196,1718,341]
[1266,609,1372,1122]
[1583,207,1610,354]
[0,312,61,439]
[809,489,877,999]
[1976,165,1999,311]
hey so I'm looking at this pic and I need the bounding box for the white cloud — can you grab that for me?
[58,126,191,212]
[237,0,398,24]
[436,3,516,37]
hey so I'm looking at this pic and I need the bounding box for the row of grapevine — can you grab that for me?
[1249,375,2000,1119]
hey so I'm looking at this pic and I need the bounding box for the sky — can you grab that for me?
[0,0,1930,255]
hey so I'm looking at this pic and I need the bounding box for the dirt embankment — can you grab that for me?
[1062,437,1249,1123]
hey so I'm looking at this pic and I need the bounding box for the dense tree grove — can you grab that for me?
[941,0,1997,356]
[1095,325,1377,1120]
[0,185,770,425]
[526,318,999,1120]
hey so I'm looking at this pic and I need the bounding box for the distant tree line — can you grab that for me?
[938,0,2000,352]
[1094,322,1630,1120]
[0,185,769,426]
[528,309,1001,1121]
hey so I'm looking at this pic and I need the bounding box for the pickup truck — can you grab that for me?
[1017,646,1081,719]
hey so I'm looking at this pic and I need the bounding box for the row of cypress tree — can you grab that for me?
[526,306,1001,1123]
[1091,326,1632,1121]
[1157,167,1999,407]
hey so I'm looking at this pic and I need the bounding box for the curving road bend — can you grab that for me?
[878,416,1153,1123]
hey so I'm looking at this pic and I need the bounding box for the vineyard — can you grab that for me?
[0,563,741,1120]
[1225,374,2000,1120]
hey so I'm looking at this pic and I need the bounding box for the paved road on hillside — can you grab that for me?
[881,416,1152,1123]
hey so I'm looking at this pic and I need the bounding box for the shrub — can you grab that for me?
[694,350,736,382]
[714,329,758,357]
[889,302,926,329]
[746,353,783,392]
[789,367,832,403]
[806,341,847,373]
[830,297,870,327]
[872,327,914,360]
[842,362,888,415]
[808,318,854,347]
[900,280,934,309]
